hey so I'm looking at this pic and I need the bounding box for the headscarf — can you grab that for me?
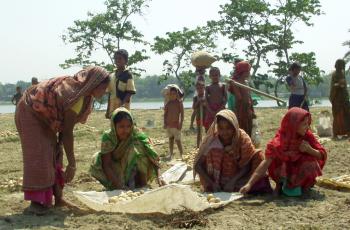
[100,107,159,181]
[194,109,258,177]
[24,66,109,132]
[265,107,326,167]
[233,61,251,81]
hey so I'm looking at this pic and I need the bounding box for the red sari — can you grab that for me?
[265,108,327,192]
[228,61,254,136]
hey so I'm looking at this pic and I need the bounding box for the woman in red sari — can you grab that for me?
[228,61,255,137]
[240,108,327,196]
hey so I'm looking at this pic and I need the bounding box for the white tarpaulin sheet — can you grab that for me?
[74,184,243,215]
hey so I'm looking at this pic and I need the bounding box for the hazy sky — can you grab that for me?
[0,0,349,83]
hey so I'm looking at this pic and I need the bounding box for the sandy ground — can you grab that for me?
[0,108,349,230]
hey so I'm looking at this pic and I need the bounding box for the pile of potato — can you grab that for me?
[206,194,221,204]
[0,177,23,192]
[108,190,145,203]
[183,148,198,166]
[0,131,18,138]
[150,138,166,146]
[335,175,350,184]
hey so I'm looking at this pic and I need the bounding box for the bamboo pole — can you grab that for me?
[226,79,287,104]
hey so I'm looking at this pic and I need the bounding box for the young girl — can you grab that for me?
[90,108,165,190]
[194,109,271,193]
[240,107,327,196]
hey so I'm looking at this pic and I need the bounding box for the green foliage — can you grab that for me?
[152,27,216,94]
[271,0,322,81]
[61,0,150,75]
[343,29,350,63]
[212,0,323,88]
[212,0,277,77]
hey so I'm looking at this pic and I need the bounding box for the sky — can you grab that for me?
[0,0,349,83]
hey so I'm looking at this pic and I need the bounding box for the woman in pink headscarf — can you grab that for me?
[228,61,255,137]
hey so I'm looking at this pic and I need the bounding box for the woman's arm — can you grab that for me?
[194,156,219,191]
[62,110,78,183]
[299,141,323,160]
[239,158,272,194]
[101,153,124,189]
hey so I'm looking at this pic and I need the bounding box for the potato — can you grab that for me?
[208,198,217,203]
[139,190,145,194]
[207,194,215,201]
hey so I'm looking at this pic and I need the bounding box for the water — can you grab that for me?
[0,99,332,114]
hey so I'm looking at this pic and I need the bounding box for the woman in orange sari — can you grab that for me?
[15,66,110,215]
[329,59,350,137]
[240,108,327,196]
[194,109,271,193]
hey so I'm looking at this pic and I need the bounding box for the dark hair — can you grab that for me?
[335,59,346,70]
[114,49,129,62]
[113,111,133,124]
[31,77,38,83]
[209,67,220,75]
[16,86,21,90]
[234,58,243,64]
[169,87,178,93]
[98,76,111,87]
[289,62,302,71]
[217,115,235,129]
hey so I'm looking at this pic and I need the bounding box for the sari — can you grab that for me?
[194,109,271,193]
[15,66,109,206]
[228,61,254,136]
[90,108,160,190]
[265,107,327,196]
[329,68,350,136]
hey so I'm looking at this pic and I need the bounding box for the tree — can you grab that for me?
[270,0,322,78]
[61,0,150,73]
[213,1,276,76]
[152,27,216,94]
[343,29,350,64]
[211,0,278,92]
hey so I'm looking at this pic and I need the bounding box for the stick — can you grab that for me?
[226,79,287,104]
[199,103,203,145]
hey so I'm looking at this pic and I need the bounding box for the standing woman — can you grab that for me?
[15,66,110,214]
[329,59,350,138]
[228,61,255,137]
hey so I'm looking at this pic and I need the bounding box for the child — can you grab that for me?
[164,87,184,160]
[12,86,22,106]
[286,62,309,111]
[106,49,136,118]
[190,67,206,130]
[240,107,327,196]
[192,82,207,148]
[194,109,271,193]
[204,67,227,131]
[228,61,255,137]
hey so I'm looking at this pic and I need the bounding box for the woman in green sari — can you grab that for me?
[90,107,165,190]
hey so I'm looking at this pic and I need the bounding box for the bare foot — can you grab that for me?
[273,184,281,197]
[23,202,50,216]
[55,198,79,210]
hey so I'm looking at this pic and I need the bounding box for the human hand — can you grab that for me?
[239,183,252,194]
[299,140,312,153]
[158,176,167,187]
[64,164,76,183]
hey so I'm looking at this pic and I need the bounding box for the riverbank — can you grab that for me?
[0,107,349,229]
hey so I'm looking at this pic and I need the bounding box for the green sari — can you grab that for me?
[89,108,160,190]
